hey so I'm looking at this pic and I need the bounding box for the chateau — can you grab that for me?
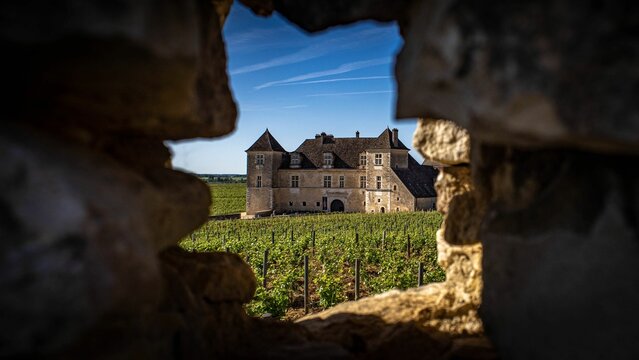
[245,128,438,216]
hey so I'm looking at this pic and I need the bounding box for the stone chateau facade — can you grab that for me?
[245,128,437,216]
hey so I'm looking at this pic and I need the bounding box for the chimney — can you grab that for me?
[356,131,360,138]
[392,128,399,147]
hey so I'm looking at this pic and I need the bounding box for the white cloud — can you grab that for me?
[254,58,391,90]
[281,104,308,109]
[306,90,393,97]
[273,75,391,86]
[229,27,392,76]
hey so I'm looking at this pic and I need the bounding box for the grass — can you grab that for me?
[209,183,246,216]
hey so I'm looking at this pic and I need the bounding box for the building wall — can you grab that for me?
[416,197,437,210]
[246,147,432,215]
[365,150,394,213]
[246,151,283,215]
[391,149,409,168]
[389,171,417,212]
[274,169,366,213]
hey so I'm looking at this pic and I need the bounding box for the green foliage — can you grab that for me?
[315,270,346,308]
[182,211,444,318]
[209,183,246,215]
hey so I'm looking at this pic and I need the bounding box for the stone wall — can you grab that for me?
[3,0,637,358]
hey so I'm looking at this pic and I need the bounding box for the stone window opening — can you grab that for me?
[316,202,320,207]
[323,175,332,188]
[393,184,397,191]
[256,175,262,188]
[323,153,333,167]
[359,153,367,166]
[290,153,300,166]
[377,198,381,203]
[291,175,299,188]
[374,153,382,165]
[289,201,293,206]
[255,154,264,165]
[339,175,345,188]
[302,201,306,206]
[376,176,382,189]
[360,176,366,188]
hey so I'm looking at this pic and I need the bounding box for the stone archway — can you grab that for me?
[330,199,344,212]
[380,207,385,213]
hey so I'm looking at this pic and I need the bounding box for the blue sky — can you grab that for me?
[168,3,421,174]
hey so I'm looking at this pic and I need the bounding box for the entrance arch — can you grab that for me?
[330,199,345,212]
[380,207,385,213]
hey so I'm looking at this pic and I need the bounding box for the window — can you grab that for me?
[291,175,299,188]
[255,154,264,165]
[303,201,307,206]
[323,175,332,188]
[323,153,333,166]
[374,153,382,165]
[376,176,382,189]
[339,175,345,188]
[359,176,366,188]
[359,154,367,166]
[290,153,300,166]
[378,198,381,202]
[256,175,262,188]
[393,185,397,191]
[316,202,320,207]
[289,201,293,206]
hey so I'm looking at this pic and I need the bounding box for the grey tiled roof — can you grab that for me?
[246,128,437,198]
[246,129,287,152]
[292,129,409,169]
[393,157,438,198]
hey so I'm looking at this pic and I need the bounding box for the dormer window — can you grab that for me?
[255,154,264,165]
[323,153,333,167]
[359,153,367,166]
[290,153,300,167]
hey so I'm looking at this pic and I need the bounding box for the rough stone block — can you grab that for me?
[480,146,639,360]
[396,0,639,153]
[2,0,237,140]
[159,246,257,304]
[413,118,471,165]
[435,165,472,214]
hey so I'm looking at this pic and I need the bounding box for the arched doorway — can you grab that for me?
[330,199,344,212]
[380,207,385,213]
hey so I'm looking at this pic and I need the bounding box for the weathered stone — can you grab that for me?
[478,144,639,360]
[435,166,472,214]
[240,0,408,31]
[396,0,639,153]
[300,282,483,338]
[0,126,210,356]
[413,118,471,165]
[2,0,237,140]
[442,192,485,246]
[437,230,482,308]
[159,246,257,304]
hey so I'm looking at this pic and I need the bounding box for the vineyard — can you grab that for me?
[208,183,246,216]
[181,211,444,319]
